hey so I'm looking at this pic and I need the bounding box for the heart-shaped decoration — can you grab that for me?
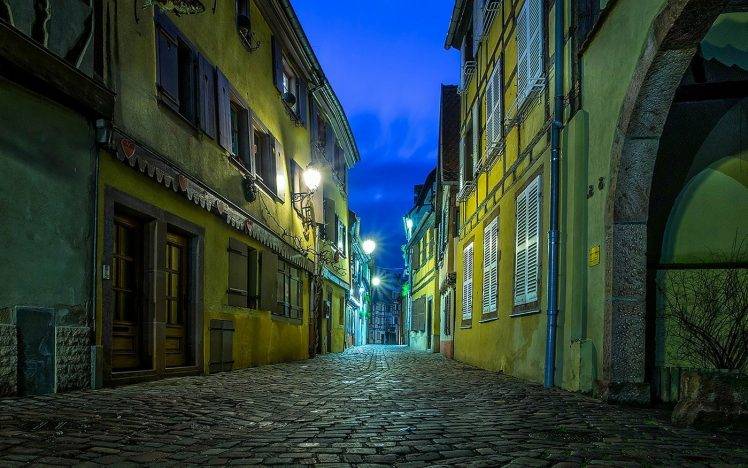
[178,174,189,192]
[121,139,136,159]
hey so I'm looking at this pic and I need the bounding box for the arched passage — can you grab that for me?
[603,0,740,402]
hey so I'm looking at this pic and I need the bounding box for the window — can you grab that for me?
[472,103,481,168]
[339,296,345,327]
[514,175,541,308]
[316,114,327,148]
[252,127,278,195]
[482,218,499,315]
[156,13,198,123]
[277,260,302,320]
[462,242,474,321]
[335,215,346,256]
[227,238,260,308]
[473,0,485,52]
[486,61,503,155]
[516,0,544,107]
[272,36,308,125]
[334,143,347,187]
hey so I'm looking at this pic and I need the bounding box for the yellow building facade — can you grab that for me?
[446,0,748,402]
[93,0,357,386]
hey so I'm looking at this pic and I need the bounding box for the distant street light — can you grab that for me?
[405,218,413,230]
[362,239,376,255]
[371,276,382,287]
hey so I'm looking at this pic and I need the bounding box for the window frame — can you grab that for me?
[155,13,199,126]
[276,260,303,321]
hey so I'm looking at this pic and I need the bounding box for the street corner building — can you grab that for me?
[440,0,748,402]
[0,0,359,395]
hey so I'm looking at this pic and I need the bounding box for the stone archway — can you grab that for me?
[603,0,734,403]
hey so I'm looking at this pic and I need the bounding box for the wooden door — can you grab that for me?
[165,231,189,368]
[112,215,145,370]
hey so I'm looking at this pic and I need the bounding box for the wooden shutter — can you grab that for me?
[459,136,466,190]
[239,108,252,167]
[472,103,480,171]
[486,61,503,153]
[473,0,485,53]
[324,197,336,241]
[483,218,498,313]
[227,238,248,307]
[156,24,179,108]
[462,243,473,319]
[516,0,529,106]
[209,319,234,373]
[198,54,217,139]
[309,99,319,146]
[525,176,541,303]
[247,248,260,308]
[271,35,283,93]
[298,78,308,126]
[216,69,232,151]
[267,137,279,193]
[514,183,528,305]
[527,0,544,96]
[260,250,278,312]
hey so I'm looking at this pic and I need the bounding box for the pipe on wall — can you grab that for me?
[545,0,565,388]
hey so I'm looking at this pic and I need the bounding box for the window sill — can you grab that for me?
[156,92,199,134]
[255,178,284,203]
[479,314,498,323]
[271,313,303,325]
[510,306,540,318]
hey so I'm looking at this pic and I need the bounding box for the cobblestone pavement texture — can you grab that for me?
[0,345,746,466]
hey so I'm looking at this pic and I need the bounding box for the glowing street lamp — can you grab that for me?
[362,239,376,255]
[405,218,413,230]
[302,165,322,192]
[371,276,382,287]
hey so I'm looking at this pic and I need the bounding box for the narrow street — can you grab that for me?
[0,346,744,466]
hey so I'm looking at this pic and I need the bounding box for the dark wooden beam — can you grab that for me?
[673,80,748,102]
[0,20,115,118]
[726,0,748,12]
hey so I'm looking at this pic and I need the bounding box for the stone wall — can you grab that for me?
[55,326,90,393]
[0,324,17,397]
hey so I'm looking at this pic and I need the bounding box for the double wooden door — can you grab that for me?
[111,215,189,371]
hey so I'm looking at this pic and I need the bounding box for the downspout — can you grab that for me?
[545,0,564,388]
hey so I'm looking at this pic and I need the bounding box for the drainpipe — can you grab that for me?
[545,0,564,389]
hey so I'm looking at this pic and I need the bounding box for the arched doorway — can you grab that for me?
[604,0,747,402]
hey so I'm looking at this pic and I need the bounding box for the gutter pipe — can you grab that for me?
[545,0,564,388]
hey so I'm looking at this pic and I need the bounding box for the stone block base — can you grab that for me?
[55,326,91,393]
[0,324,18,397]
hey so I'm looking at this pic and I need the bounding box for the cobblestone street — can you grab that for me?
[0,345,745,466]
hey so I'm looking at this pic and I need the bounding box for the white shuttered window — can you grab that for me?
[482,218,499,314]
[516,0,544,108]
[462,243,474,320]
[514,176,541,306]
[485,61,503,155]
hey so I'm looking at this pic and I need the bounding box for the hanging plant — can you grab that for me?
[143,0,206,16]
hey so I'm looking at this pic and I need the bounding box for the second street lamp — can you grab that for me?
[362,239,376,255]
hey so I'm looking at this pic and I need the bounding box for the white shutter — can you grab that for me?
[483,218,498,313]
[525,176,541,302]
[463,243,474,319]
[459,136,466,191]
[472,103,480,171]
[485,62,503,155]
[473,0,485,53]
[527,0,544,93]
[514,186,528,305]
[514,175,541,305]
[515,1,529,107]
[517,0,543,108]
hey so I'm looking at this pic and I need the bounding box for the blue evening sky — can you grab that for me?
[293,1,460,269]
